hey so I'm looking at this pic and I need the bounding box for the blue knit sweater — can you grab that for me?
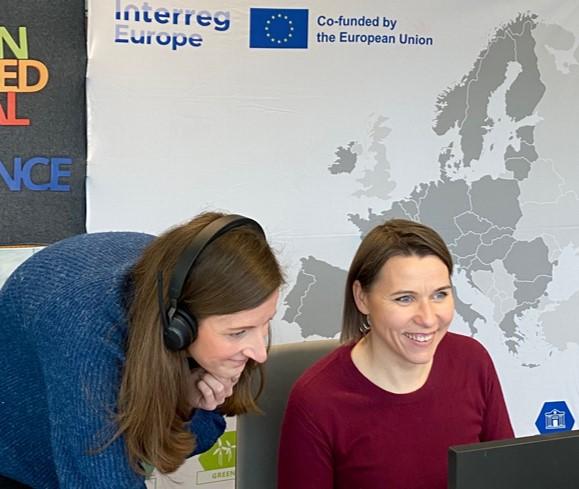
[0,232,226,488]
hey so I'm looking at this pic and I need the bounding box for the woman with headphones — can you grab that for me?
[0,212,284,488]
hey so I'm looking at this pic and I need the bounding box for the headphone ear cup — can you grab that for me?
[163,308,198,351]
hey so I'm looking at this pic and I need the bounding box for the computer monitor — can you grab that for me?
[448,430,579,489]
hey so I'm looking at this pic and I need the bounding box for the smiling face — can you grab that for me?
[353,254,454,372]
[187,290,279,381]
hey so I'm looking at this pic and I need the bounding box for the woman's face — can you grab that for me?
[187,289,279,381]
[353,254,454,371]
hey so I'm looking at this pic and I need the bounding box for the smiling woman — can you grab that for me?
[278,219,514,489]
[351,254,454,393]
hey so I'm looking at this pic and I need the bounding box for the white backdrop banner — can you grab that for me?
[87,0,579,486]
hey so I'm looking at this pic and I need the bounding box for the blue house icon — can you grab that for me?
[545,409,566,429]
[536,401,575,434]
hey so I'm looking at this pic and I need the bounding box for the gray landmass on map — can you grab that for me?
[518,192,579,251]
[514,21,579,266]
[455,211,492,235]
[434,14,544,171]
[504,126,538,180]
[532,22,579,197]
[348,178,522,336]
[512,276,551,303]
[541,290,579,350]
[439,144,453,169]
[497,239,554,351]
[353,116,396,200]
[329,141,358,175]
[476,234,515,265]
[504,18,545,122]
[434,21,516,166]
[518,160,564,204]
[415,181,469,243]
[348,207,406,237]
[282,256,346,338]
[399,199,419,219]
[488,261,517,318]
[346,14,556,355]
[503,238,553,280]
[501,306,527,347]
[438,142,465,177]
[451,232,481,259]
[538,22,575,52]
[480,226,511,245]
[516,126,535,145]
[350,176,522,275]
[454,292,485,335]
[349,179,469,245]
[469,176,522,228]
[505,157,531,180]
[284,13,574,359]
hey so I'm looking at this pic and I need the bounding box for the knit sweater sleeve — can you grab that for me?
[189,409,226,456]
[36,287,145,488]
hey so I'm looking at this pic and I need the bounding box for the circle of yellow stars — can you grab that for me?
[265,13,295,44]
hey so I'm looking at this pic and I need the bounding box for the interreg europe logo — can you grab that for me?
[0,26,49,126]
[249,8,309,49]
[114,0,231,51]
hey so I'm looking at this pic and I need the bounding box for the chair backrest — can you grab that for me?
[235,339,339,489]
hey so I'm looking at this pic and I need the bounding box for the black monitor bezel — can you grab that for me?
[448,430,579,489]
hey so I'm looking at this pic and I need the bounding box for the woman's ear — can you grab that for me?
[352,280,370,315]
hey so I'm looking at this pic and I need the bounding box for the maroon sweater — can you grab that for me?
[278,332,513,489]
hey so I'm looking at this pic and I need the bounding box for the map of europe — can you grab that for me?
[283,13,579,367]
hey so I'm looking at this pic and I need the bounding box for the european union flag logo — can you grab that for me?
[249,8,309,49]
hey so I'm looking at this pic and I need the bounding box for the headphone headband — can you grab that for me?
[168,215,265,308]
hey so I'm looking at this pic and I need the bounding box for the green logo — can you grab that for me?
[198,431,237,470]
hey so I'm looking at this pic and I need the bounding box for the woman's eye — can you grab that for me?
[395,295,413,304]
[433,291,449,301]
[229,330,246,338]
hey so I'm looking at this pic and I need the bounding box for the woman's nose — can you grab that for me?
[415,301,436,328]
[242,332,268,363]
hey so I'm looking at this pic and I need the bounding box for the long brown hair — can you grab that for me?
[115,212,283,474]
[341,218,453,343]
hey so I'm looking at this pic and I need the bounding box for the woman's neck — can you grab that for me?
[351,335,433,394]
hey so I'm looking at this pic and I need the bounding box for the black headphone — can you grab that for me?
[158,214,266,352]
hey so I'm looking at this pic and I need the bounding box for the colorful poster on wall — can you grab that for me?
[0,0,86,245]
[88,1,579,486]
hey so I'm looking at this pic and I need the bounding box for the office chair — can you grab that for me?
[235,339,339,489]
